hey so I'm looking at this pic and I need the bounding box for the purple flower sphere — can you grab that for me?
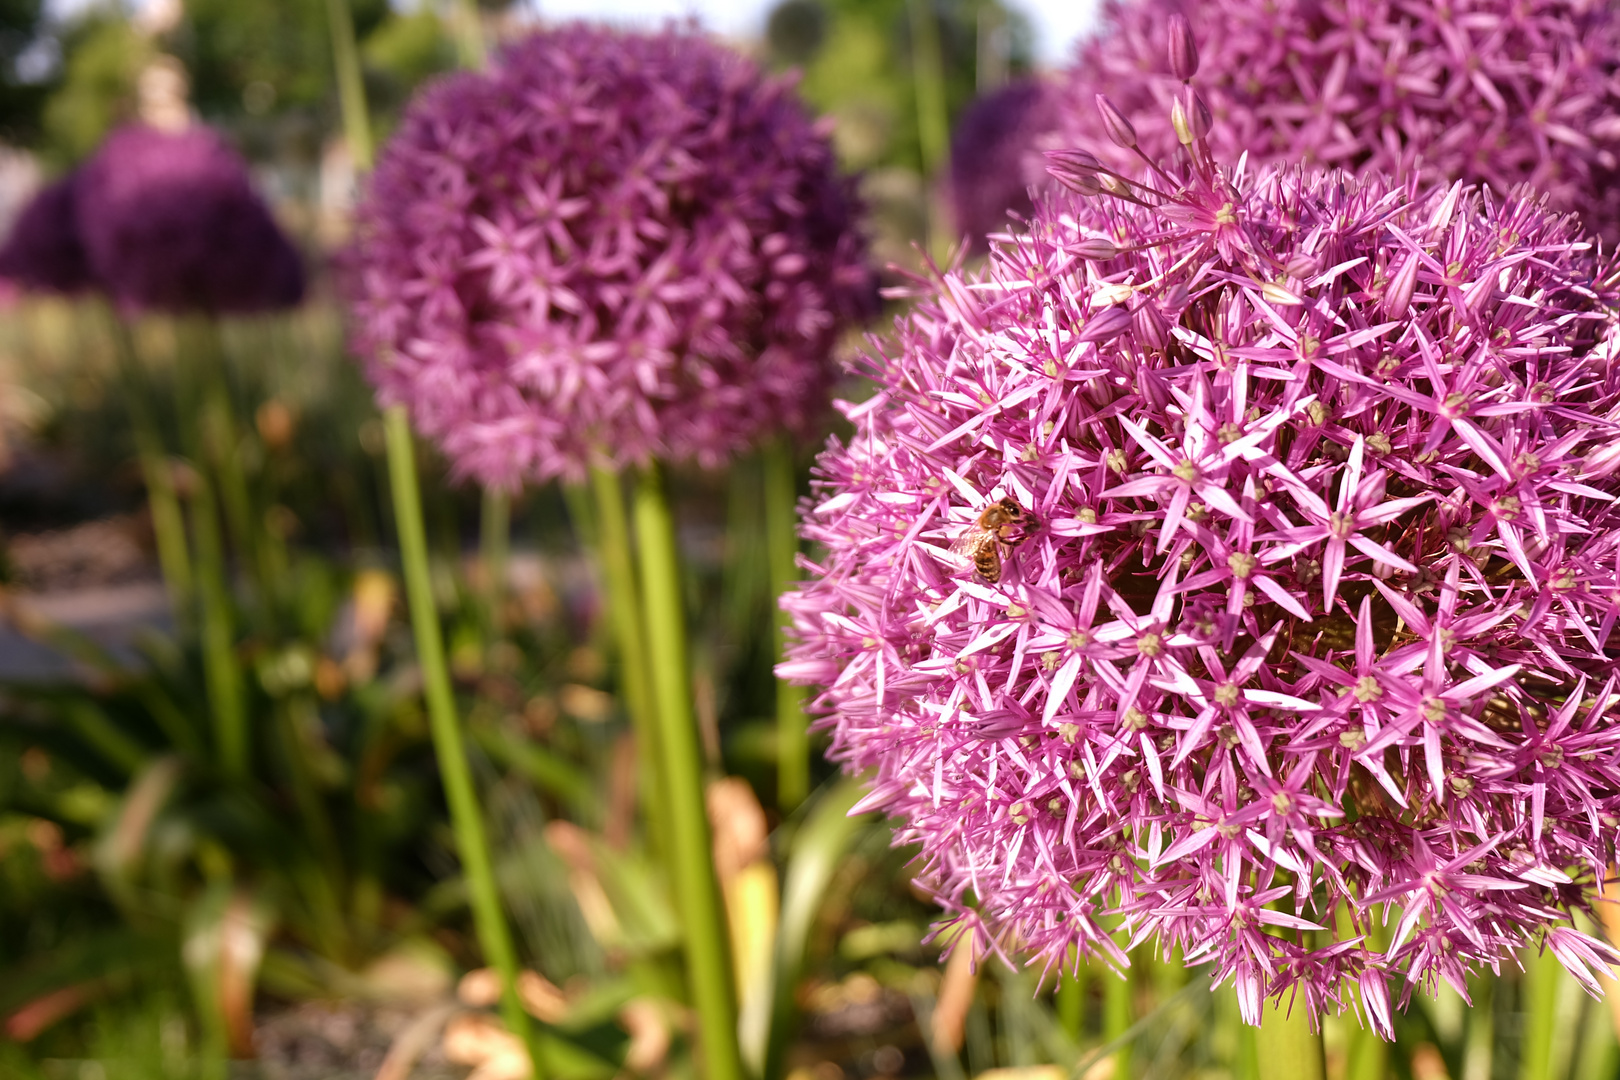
[346,24,876,489]
[76,125,305,315]
[948,80,1056,254]
[781,124,1620,1029]
[1054,0,1620,244]
[0,174,95,295]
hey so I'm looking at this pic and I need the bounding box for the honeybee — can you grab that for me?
[950,497,1038,584]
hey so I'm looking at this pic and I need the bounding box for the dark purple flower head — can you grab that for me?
[1055,0,1620,244]
[948,80,1056,254]
[346,23,876,489]
[76,125,305,315]
[0,174,95,295]
[782,95,1620,1032]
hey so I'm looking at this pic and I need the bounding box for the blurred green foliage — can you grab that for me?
[770,0,1033,173]
[174,0,389,118]
[38,14,147,166]
[15,1,453,168]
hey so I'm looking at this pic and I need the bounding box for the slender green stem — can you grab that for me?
[480,486,510,646]
[190,473,248,775]
[763,439,809,811]
[906,0,950,260]
[452,0,486,68]
[633,464,743,1080]
[104,316,194,622]
[118,313,246,774]
[324,0,374,171]
[587,465,668,862]
[191,319,275,617]
[383,406,538,1071]
[1256,995,1324,1080]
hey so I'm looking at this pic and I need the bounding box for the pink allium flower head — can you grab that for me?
[0,174,95,295]
[346,23,876,489]
[782,84,1620,1032]
[76,125,305,315]
[948,80,1057,254]
[1055,0,1620,245]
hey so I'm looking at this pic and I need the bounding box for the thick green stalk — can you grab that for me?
[1218,984,1259,1080]
[587,464,668,861]
[906,0,950,259]
[1256,997,1324,1080]
[383,406,538,1069]
[1339,906,1388,1080]
[1056,956,1087,1042]
[1104,964,1133,1079]
[633,464,743,1080]
[763,439,809,811]
[480,486,510,645]
[1519,945,1561,1080]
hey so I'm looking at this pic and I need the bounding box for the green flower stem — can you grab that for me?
[324,0,374,171]
[107,312,244,773]
[1055,954,1087,1041]
[105,315,193,622]
[190,472,248,775]
[1256,996,1324,1080]
[763,438,809,811]
[191,319,275,614]
[1519,944,1561,1080]
[633,463,743,1080]
[1338,906,1387,1080]
[587,464,668,862]
[480,486,510,646]
[1103,963,1133,1080]
[453,0,486,68]
[383,405,538,1071]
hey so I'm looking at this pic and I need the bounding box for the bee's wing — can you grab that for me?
[949,525,991,559]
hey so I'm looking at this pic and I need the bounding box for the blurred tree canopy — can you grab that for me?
[768,0,1034,173]
[0,0,46,146]
[39,13,147,166]
[174,0,392,118]
[7,0,456,169]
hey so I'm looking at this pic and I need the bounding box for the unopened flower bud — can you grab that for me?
[1071,237,1120,261]
[1385,252,1421,319]
[1171,95,1194,147]
[1181,86,1212,141]
[1077,305,1134,344]
[1132,301,1170,350]
[1045,149,1105,196]
[1284,253,1317,279]
[1161,281,1190,312]
[1095,94,1137,150]
[1168,14,1199,80]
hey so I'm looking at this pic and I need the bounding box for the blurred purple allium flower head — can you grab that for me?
[1054,0,1620,244]
[76,125,305,315]
[782,75,1620,1033]
[947,79,1056,254]
[0,174,95,295]
[346,23,876,489]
